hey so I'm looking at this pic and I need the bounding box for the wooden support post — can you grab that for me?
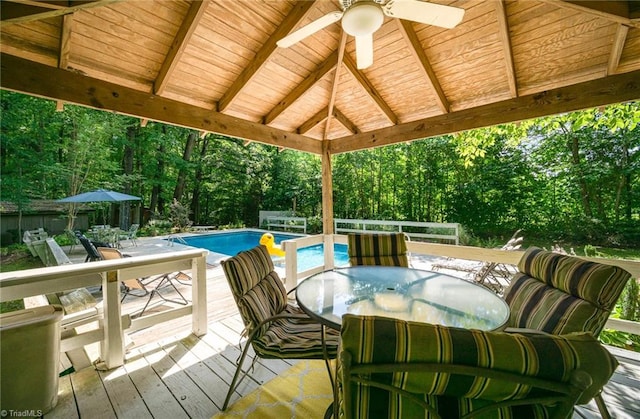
[100,270,124,369]
[191,254,208,336]
[321,140,335,266]
[282,240,298,293]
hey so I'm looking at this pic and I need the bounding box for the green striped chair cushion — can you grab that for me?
[222,245,288,335]
[505,247,631,335]
[348,233,409,267]
[339,315,618,419]
[221,245,339,359]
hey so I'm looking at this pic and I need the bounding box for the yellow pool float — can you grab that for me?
[260,233,286,257]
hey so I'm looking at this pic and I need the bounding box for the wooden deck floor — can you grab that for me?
[47,245,640,418]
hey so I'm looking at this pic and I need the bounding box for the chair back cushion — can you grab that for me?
[339,315,618,418]
[505,247,631,335]
[348,233,409,267]
[221,245,288,335]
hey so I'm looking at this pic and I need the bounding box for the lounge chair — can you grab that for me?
[432,229,523,294]
[96,247,188,317]
[76,232,103,262]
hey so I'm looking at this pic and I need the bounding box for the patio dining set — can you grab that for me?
[84,224,139,249]
[220,232,632,419]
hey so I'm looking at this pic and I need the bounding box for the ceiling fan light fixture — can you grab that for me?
[342,2,384,37]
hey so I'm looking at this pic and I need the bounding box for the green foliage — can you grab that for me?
[1,92,638,250]
[619,279,640,322]
[168,199,192,231]
[139,219,172,237]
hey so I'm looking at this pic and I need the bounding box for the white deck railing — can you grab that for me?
[282,234,640,336]
[2,235,638,372]
[334,218,460,244]
[265,216,307,233]
[0,249,208,369]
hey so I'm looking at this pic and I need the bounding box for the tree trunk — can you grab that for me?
[190,135,210,225]
[150,143,165,215]
[173,131,197,202]
[566,129,592,217]
[120,126,135,229]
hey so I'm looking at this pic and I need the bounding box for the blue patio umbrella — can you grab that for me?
[57,189,141,228]
[57,189,141,203]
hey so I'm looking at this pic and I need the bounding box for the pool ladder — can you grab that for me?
[166,234,188,247]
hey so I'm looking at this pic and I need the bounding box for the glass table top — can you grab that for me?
[295,266,510,331]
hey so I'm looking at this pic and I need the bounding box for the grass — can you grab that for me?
[0,249,44,313]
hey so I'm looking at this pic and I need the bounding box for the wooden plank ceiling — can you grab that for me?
[1,0,640,155]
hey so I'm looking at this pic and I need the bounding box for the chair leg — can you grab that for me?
[137,290,158,317]
[222,339,255,410]
[594,393,611,419]
[155,276,189,305]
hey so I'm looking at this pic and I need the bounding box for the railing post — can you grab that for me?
[282,240,298,293]
[191,254,208,336]
[324,234,335,270]
[100,269,124,369]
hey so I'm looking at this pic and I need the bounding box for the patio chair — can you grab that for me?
[220,244,340,410]
[504,246,632,418]
[118,223,139,247]
[337,314,618,419]
[96,247,188,317]
[347,232,409,267]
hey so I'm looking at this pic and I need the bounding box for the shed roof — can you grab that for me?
[2,0,640,155]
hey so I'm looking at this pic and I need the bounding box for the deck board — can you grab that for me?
[122,353,188,419]
[45,310,640,419]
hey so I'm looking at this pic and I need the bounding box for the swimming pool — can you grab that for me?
[179,230,349,272]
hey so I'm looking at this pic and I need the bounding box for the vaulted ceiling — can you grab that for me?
[2,0,640,155]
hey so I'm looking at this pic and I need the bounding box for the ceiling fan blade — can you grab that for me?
[277,11,343,48]
[383,0,464,29]
[355,34,374,70]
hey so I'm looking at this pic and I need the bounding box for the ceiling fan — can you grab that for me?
[277,0,465,70]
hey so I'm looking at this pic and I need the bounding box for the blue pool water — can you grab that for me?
[180,230,349,272]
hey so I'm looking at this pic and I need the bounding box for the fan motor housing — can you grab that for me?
[341,1,385,37]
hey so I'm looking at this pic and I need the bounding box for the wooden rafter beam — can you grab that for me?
[324,32,348,139]
[608,24,629,75]
[329,69,640,154]
[494,0,518,98]
[56,12,73,112]
[218,0,316,112]
[58,14,72,69]
[154,0,209,96]
[263,50,339,125]
[298,105,359,135]
[0,53,321,154]
[1,0,122,27]
[298,107,328,134]
[343,54,397,125]
[396,20,449,113]
[333,108,359,135]
[540,0,640,28]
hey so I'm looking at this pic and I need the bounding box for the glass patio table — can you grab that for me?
[295,266,510,331]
